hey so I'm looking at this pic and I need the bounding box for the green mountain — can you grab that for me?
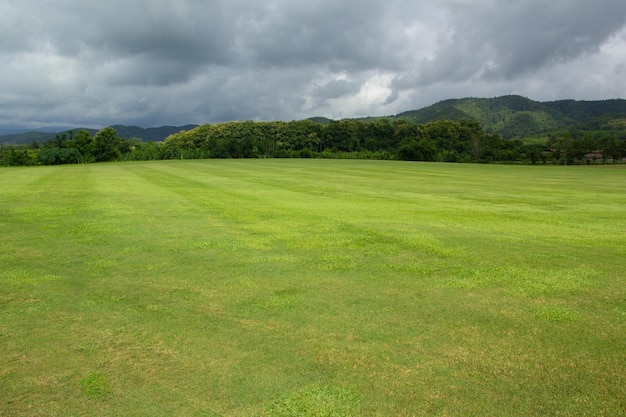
[306,116,334,125]
[4,96,626,146]
[384,95,626,139]
[108,125,199,142]
[0,130,63,146]
[0,125,199,146]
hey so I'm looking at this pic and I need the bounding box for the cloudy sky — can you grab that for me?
[1,0,626,130]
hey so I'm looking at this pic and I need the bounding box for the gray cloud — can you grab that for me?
[456,0,626,80]
[392,0,626,89]
[233,0,413,70]
[311,78,362,106]
[0,0,625,129]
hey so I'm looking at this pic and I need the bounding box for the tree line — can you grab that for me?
[2,119,624,167]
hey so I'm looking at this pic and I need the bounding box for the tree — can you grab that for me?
[284,120,320,152]
[93,127,121,162]
[365,118,394,151]
[481,134,504,162]
[38,147,81,165]
[424,119,461,153]
[549,133,575,164]
[523,144,544,165]
[599,136,619,163]
[458,119,485,161]
[74,130,95,162]
[5,147,35,166]
[128,140,160,161]
[397,137,437,161]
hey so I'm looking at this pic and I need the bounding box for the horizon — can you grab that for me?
[3,94,626,134]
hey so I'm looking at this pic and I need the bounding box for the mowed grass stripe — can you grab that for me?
[125,161,471,280]
[1,160,625,416]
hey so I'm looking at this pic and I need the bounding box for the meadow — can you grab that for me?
[1,159,625,416]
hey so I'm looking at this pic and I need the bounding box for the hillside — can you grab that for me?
[3,96,626,145]
[384,95,626,139]
[0,125,198,145]
[109,125,199,142]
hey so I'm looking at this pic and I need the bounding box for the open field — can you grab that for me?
[1,160,625,416]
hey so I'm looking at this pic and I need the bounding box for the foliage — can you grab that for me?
[4,108,625,167]
[547,132,626,165]
[387,95,626,140]
[154,118,548,163]
[37,146,82,165]
[74,129,95,162]
[397,136,437,161]
[93,127,123,162]
[3,147,36,166]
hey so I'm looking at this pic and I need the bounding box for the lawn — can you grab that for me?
[1,159,625,416]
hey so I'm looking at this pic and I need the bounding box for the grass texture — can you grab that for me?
[1,160,625,416]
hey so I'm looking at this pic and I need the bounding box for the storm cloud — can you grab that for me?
[1,0,625,129]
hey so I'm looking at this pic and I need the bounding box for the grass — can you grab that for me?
[1,159,625,416]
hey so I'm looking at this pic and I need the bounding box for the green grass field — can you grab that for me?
[1,160,625,416]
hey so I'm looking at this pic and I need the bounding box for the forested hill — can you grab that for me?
[370,95,626,139]
[0,125,198,145]
[3,95,626,145]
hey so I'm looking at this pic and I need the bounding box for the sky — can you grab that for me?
[1,0,626,130]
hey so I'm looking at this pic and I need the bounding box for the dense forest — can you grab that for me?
[2,117,625,167]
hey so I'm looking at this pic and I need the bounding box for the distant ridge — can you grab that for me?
[0,125,199,145]
[380,95,626,138]
[108,125,199,142]
[306,116,333,125]
[4,95,626,145]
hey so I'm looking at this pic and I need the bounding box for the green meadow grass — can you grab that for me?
[1,160,625,416]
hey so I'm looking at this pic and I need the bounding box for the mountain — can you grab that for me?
[383,95,626,139]
[0,125,199,145]
[0,131,63,146]
[306,116,333,125]
[4,96,626,145]
[108,125,199,142]
[0,126,79,136]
